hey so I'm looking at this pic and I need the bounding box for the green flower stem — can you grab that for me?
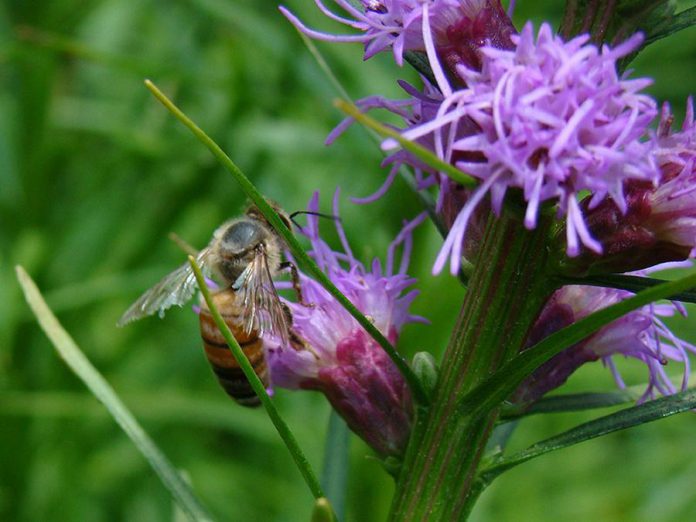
[334,99,477,189]
[389,210,556,521]
[144,80,428,405]
[16,266,214,522]
[188,256,324,500]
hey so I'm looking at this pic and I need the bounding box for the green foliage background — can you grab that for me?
[1,1,696,520]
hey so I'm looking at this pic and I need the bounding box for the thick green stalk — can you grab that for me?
[389,210,555,521]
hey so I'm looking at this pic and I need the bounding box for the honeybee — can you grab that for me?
[118,203,305,406]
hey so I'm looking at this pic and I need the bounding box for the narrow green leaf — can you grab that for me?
[458,272,696,419]
[321,411,350,522]
[334,99,477,189]
[501,370,696,420]
[500,391,637,420]
[143,80,428,405]
[481,388,696,483]
[404,51,436,85]
[188,256,324,499]
[645,6,696,46]
[15,265,214,522]
[560,274,696,305]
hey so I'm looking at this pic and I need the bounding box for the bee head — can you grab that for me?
[215,219,269,284]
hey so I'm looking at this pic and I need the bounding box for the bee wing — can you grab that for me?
[234,247,290,345]
[117,249,213,327]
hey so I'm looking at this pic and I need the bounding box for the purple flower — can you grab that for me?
[267,190,426,457]
[513,284,695,406]
[280,0,515,69]
[383,22,659,274]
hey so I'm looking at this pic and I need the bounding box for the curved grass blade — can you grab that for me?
[15,265,214,522]
[560,273,696,305]
[458,272,696,419]
[188,256,325,501]
[143,80,428,405]
[334,99,476,189]
[293,29,351,103]
[481,388,696,484]
[321,411,350,522]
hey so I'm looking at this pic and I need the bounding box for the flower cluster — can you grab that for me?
[276,2,696,428]
[267,191,426,457]
[380,23,661,274]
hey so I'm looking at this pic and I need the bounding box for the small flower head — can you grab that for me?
[647,97,696,251]
[513,285,695,406]
[386,22,659,274]
[280,0,514,68]
[560,98,696,275]
[267,191,425,457]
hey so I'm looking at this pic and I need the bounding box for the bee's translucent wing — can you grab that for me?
[117,249,213,327]
[234,246,290,345]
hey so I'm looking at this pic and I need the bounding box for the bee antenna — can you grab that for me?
[288,210,341,231]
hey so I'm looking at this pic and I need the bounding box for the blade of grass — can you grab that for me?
[15,265,214,522]
[188,256,325,501]
[294,30,351,103]
[458,271,696,419]
[334,99,476,189]
[143,79,428,405]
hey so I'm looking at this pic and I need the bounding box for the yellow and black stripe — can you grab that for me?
[198,290,268,407]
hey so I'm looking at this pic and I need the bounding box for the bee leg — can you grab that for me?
[279,261,312,307]
[282,302,318,357]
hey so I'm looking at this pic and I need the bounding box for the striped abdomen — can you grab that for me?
[198,290,267,407]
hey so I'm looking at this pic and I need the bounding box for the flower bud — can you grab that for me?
[412,351,439,399]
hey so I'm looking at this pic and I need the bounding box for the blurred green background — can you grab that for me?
[2,1,696,520]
